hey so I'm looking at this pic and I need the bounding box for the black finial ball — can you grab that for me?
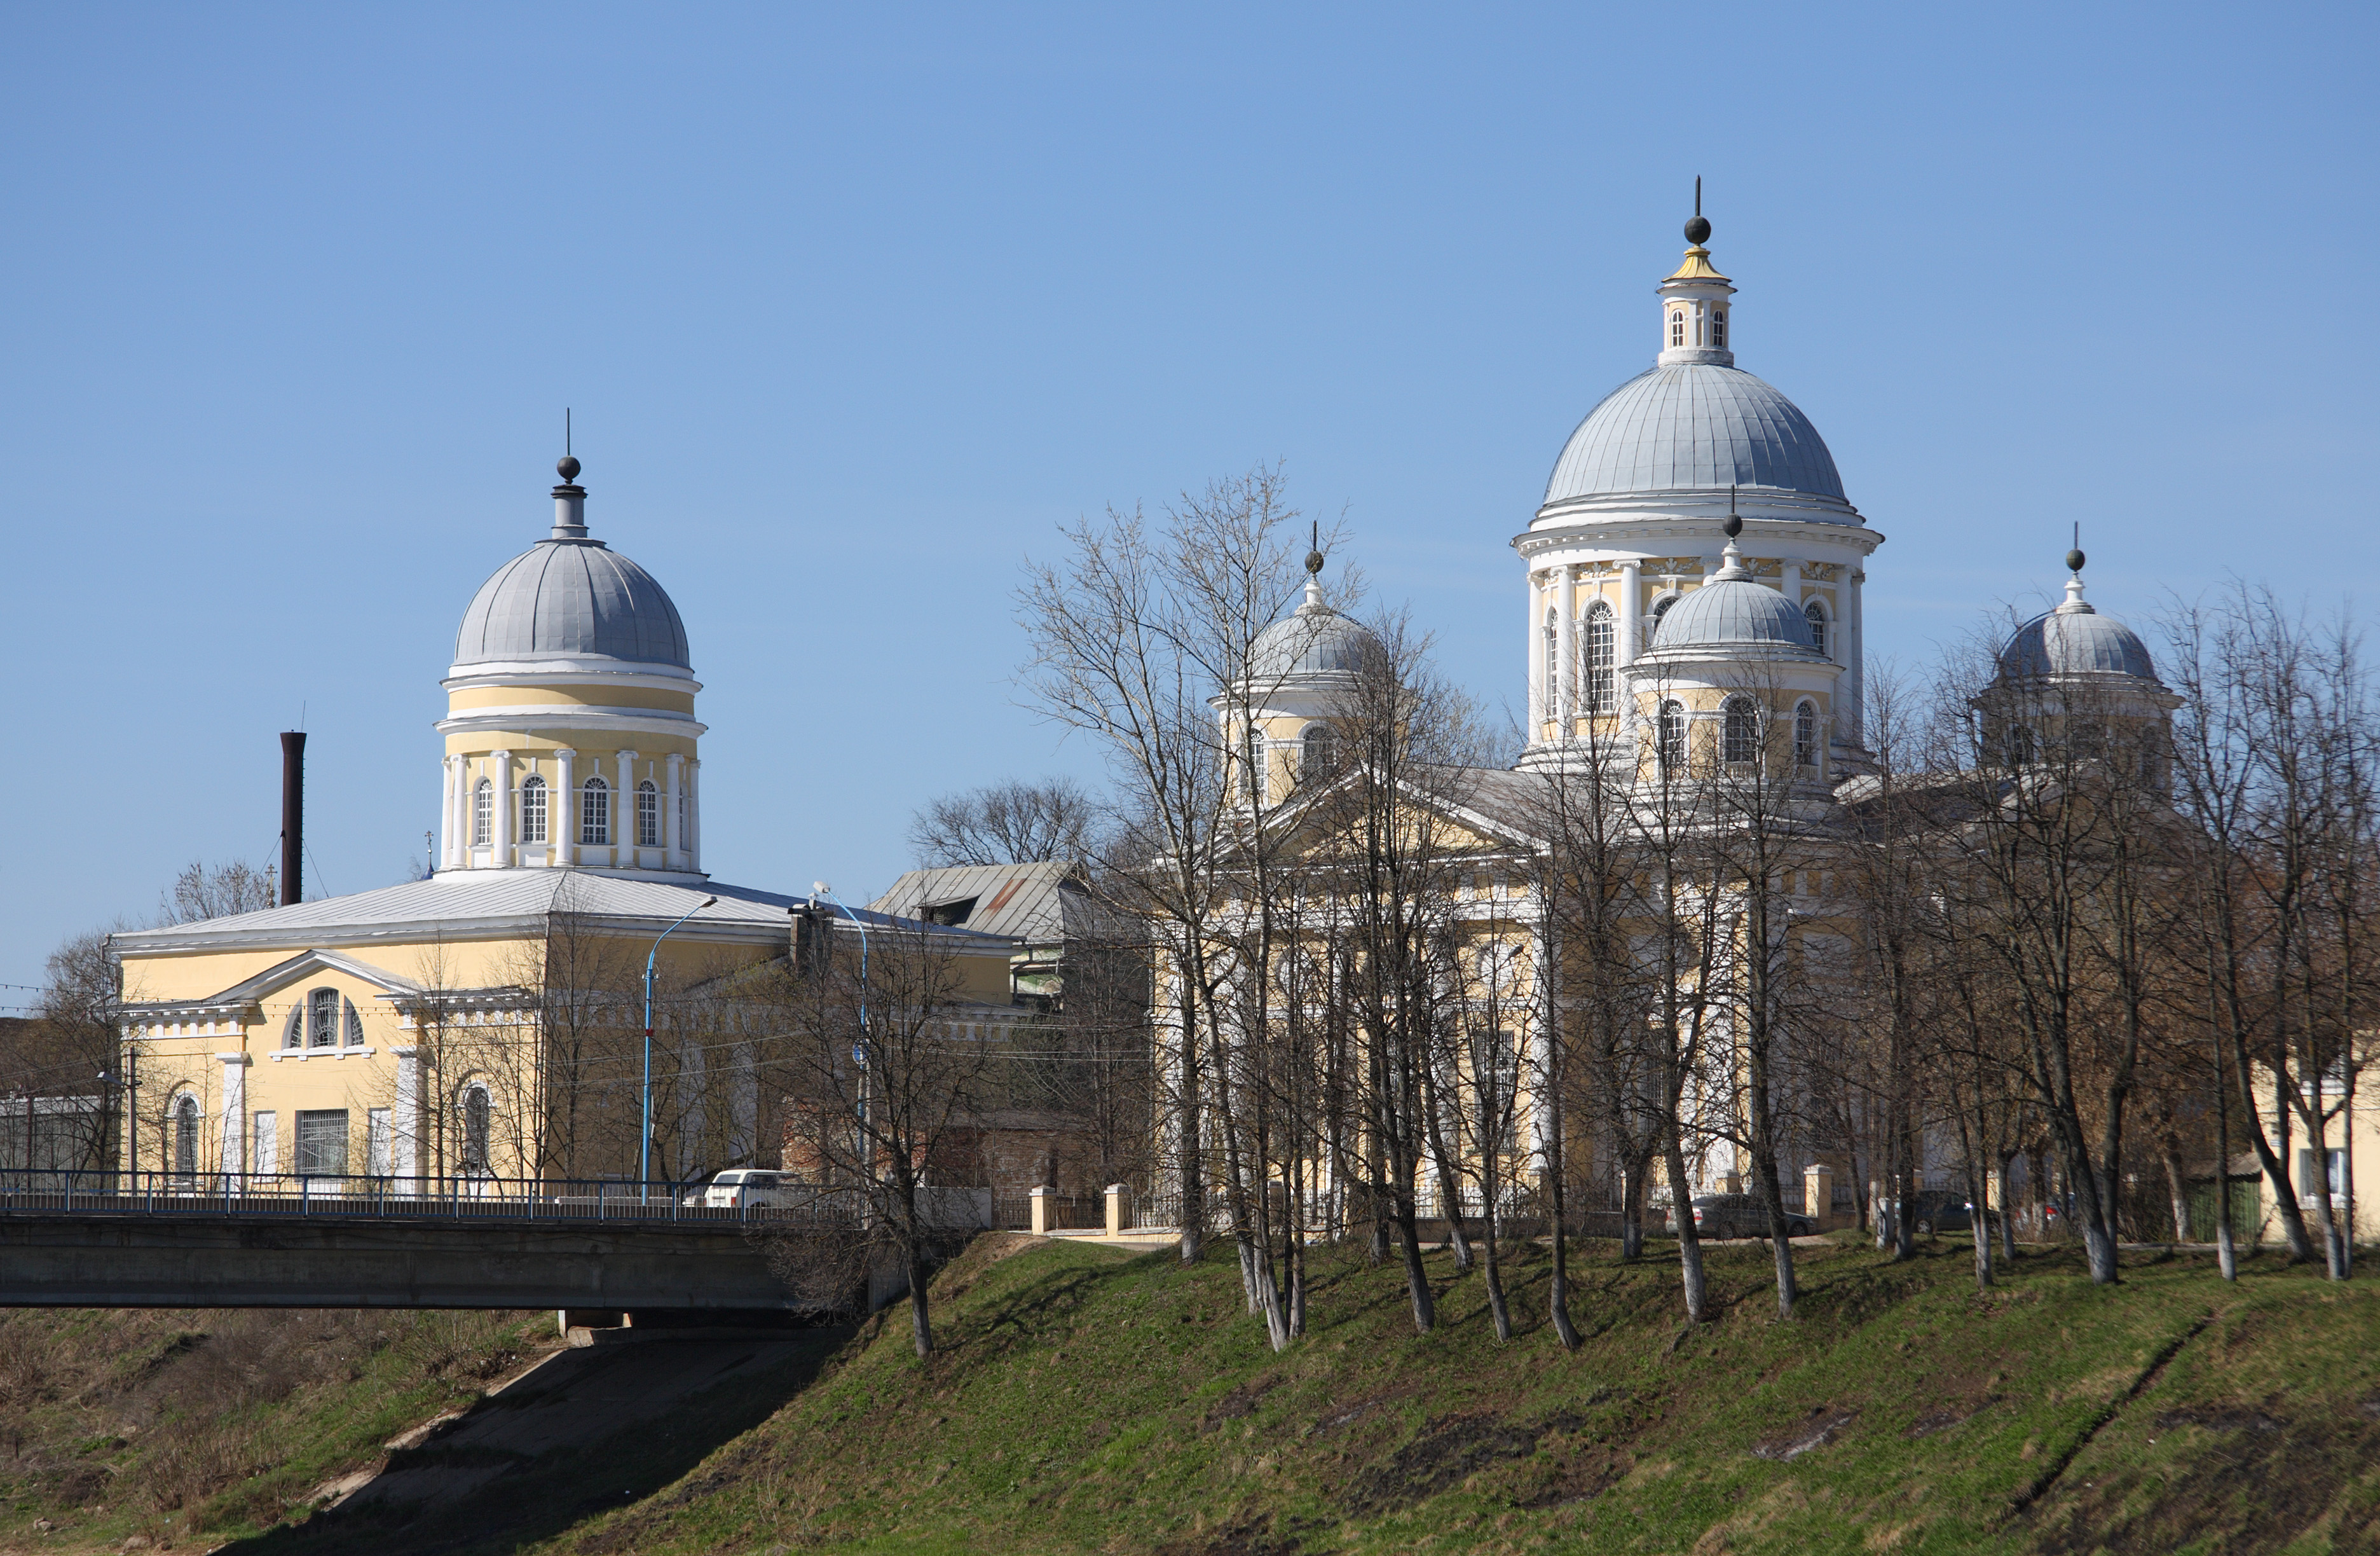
[2066,547,2086,573]
[1723,514,1742,540]
[1685,215,1711,245]
[1305,549,1325,576]
[557,455,581,484]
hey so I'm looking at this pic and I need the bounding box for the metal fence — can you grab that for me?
[0,1169,861,1227]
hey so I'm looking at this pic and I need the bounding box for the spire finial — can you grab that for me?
[1684,176,1711,247]
[556,409,582,486]
[2066,521,2084,576]
[1301,521,1325,607]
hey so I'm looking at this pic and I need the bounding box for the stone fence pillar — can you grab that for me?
[1029,1184,1053,1236]
[1805,1163,1835,1227]
[1105,1183,1126,1238]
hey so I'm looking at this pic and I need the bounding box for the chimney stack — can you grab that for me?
[280,731,306,906]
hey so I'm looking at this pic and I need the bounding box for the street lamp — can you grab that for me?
[643,893,718,1194]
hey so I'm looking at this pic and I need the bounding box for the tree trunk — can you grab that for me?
[1663,1131,1709,1325]
[906,1243,934,1358]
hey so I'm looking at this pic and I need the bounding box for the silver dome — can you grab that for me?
[454,537,691,671]
[1250,599,1376,682]
[1546,364,1847,510]
[2000,600,2155,680]
[1650,575,1822,658]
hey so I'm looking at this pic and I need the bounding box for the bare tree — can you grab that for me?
[908,777,1102,868]
[156,860,279,926]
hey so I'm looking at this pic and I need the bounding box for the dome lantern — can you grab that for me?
[1658,188,1736,369]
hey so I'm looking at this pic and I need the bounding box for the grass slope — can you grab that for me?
[535,1233,2380,1555]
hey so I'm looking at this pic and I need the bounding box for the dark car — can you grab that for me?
[1880,1189,1979,1235]
[1664,1193,1819,1241]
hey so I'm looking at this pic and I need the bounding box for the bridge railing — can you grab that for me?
[0,1169,870,1227]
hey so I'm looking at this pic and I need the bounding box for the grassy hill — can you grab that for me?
[6,1233,2378,1554]
[521,1232,2380,1556]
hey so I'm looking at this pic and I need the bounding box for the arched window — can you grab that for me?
[1582,602,1615,715]
[460,1084,491,1176]
[1723,696,1761,766]
[637,780,660,846]
[1794,700,1818,768]
[1804,600,1828,659]
[581,775,610,845]
[2006,724,2035,768]
[343,998,364,1048]
[308,986,341,1049]
[520,775,549,844]
[282,1005,304,1049]
[1543,607,1558,713]
[1243,722,1264,803]
[1648,593,1678,651]
[1302,722,1339,780]
[1711,309,1727,348]
[172,1094,200,1181]
[1657,700,1686,774]
[472,778,492,845]
[1669,311,1685,348]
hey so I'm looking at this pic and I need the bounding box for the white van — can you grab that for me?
[700,1168,794,1210]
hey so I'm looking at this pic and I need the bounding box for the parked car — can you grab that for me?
[1878,1190,1980,1235]
[1664,1193,1819,1240]
[697,1168,797,1210]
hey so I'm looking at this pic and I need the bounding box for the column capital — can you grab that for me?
[554,745,577,760]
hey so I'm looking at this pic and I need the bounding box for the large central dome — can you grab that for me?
[1545,363,1846,508]
[453,538,691,671]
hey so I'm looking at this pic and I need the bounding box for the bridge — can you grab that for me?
[0,1173,976,1315]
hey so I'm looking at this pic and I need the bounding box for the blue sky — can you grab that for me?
[3,4,2373,995]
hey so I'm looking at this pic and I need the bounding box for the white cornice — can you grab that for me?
[442,661,700,692]
[1516,514,1885,562]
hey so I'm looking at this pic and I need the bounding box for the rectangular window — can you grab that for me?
[521,779,548,844]
[472,779,491,845]
[367,1108,392,1178]
[294,1110,348,1178]
[581,781,610,845]
[252,1112,277,1176]
[2301,1148,2348,1199]
[637,783,660,846]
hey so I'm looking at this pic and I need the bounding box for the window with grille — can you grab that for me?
[1301,724,1339,779]
[472,778,492,844]
[282,1005,304,1049]
[1657,701,1686,773]
[172,1094,199,1180]
[460,1085,491,1174]
[1805,600,1828,659]
[308,987,340,1049]
[1795,701,1818,768]
[637,780,660,846]
[581,776,610,844]
[294,1110,348,1178]
[521,775,548,843]
[1582,603,1615,714]
[1723,697,1760,765]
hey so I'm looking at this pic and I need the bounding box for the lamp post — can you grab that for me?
[643,894,717,1195]
[812,883,870,1173]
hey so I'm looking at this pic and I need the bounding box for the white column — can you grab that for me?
[492,750,514,867]
[1618,560,1642,668]
[451,756,470,868]
[687,759,702,874]
[617,750,638,863]
[665,752,685,869]
[1781,558,1801,607]
[1556,565,1578,734]
[216,1053,249,1184]
[393,1044,420,1190]
[439,759,458,871]
[1847,568,1867,745]
[1526,573,1546,733]
[553,747,577,867]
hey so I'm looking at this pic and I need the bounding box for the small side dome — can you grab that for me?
[1650,575,1821,657]
[1251,600,1375,682]
[1999,607,2156,680]
[455,540,691,670]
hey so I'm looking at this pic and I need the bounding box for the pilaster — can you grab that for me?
[554,747,577,867]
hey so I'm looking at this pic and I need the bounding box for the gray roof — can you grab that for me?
[870,862,1133,946]
[1999,600,2157,680]
[1546,364,1847,509]
[454,537,691,670]
[1650,574,1823,658]
[1249,600,1376,683]
[113,871,1016,958]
